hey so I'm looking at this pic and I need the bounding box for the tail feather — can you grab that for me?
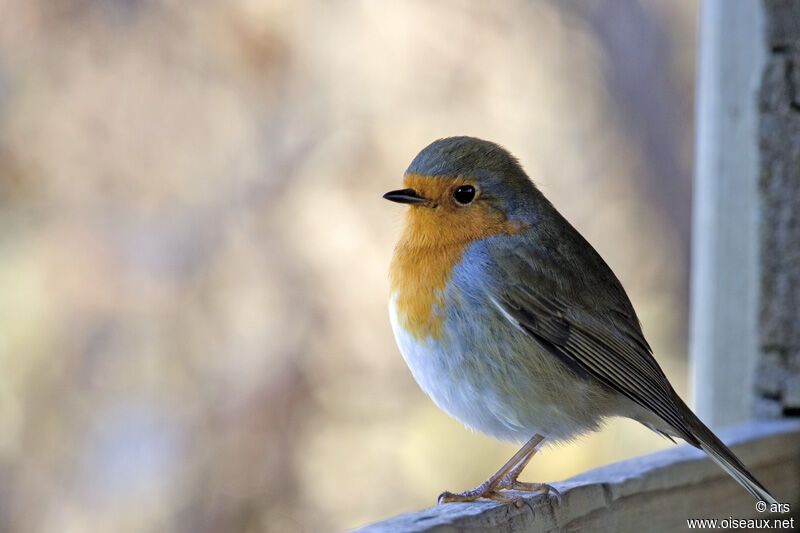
[672,395,778,504]
[699,442,777,504]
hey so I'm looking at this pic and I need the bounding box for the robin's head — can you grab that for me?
[383,137,538,247]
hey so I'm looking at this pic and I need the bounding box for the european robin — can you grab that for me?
[383,136,777,506]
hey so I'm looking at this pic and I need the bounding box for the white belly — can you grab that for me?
[388,293,535,442]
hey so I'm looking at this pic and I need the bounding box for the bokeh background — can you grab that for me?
[0,1,697,531]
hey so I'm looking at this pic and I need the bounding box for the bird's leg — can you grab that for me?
[497,437,561,503]
[500,437,542,484]
[438,434,559,507]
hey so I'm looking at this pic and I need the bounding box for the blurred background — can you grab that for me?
[0,1,697,531]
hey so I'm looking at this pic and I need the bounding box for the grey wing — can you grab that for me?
[488,243,697,445]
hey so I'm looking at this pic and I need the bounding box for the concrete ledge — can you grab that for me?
[351,418,800,533]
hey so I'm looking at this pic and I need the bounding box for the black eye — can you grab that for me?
[453,185,476,204]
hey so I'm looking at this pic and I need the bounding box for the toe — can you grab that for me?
[437,491,457,504]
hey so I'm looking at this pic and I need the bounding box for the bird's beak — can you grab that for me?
[382,188,428,205]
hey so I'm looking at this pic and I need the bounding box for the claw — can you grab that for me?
[549,486,562,505]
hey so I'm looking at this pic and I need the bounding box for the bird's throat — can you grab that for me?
[389,239,466,342]
[388,198,526,342]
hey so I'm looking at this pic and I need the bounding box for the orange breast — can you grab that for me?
[388,174,526,341]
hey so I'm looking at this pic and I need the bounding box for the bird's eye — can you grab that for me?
[453,185,476,205]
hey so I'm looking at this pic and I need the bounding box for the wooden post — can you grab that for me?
[692,0,800,428]
[690,0,765,429]
[755,0,800,418]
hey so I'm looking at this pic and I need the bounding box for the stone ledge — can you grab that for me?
[350,419,800,533]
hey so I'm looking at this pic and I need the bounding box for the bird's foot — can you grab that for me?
[438,477,560,508]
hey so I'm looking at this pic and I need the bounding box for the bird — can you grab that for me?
[383,136,778,506]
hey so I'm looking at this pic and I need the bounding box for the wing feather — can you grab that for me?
[487,238,697,444]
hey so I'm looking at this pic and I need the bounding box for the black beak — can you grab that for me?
[382,188,428,205]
